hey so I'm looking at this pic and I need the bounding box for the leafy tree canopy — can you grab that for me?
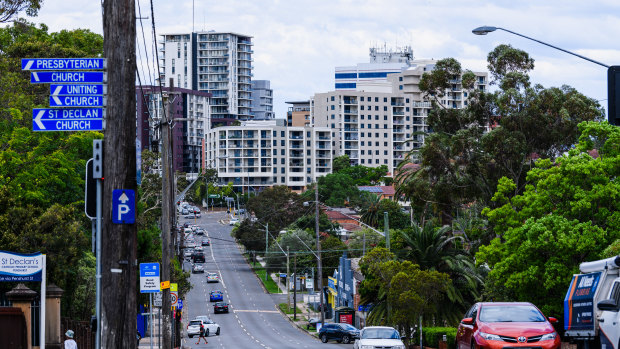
[247,185,305,232]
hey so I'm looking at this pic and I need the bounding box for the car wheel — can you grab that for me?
[342,335,351,344]
[206,329,209,337]
[216,327,220,335]
[189,335,193,338]
[321,334,328,343]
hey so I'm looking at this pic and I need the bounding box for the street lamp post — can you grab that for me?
[472,26,619,125]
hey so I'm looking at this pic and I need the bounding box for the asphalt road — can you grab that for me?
[179,211,353,349]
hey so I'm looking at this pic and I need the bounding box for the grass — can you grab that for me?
[278,303,303,315]
[252,265,282,294]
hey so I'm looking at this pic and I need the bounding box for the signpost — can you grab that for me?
[140,262,160,349]
[21,57,107,133]
[112,189,135,224]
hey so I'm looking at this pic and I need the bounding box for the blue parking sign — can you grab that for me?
[177,299,183,310]
[112,189,135,224]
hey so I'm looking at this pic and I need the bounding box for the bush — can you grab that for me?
[423,327,457,349]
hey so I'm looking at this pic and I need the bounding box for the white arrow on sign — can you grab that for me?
[32,72,40,82]
[34,110,45,130]
[24,60,34,70]
[52,95,61,105]
[52,86,63,96]
[119,192,129,203]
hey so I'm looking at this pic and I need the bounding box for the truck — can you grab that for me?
[564,255,620,349]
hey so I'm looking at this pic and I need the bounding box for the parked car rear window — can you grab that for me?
[361,328,400,339]
[189,320,201,326]
[479,305,546,322]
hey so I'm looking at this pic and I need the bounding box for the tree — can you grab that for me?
[288,211,340,235]
[332,154,351,173]
[320,236,348,277]
[265,229,317,272]
[0,0,43,23]
[477,121,620,317]
[247,185,305,233]
[396,45,604,224]
[310,173,361,207]
[346,229,384,258]
[360,193,381,227]
[376,199,409,230]
[338,164,389,185]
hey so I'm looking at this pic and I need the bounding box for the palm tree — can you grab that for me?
[359,193,381,227]
[397,220,484,324]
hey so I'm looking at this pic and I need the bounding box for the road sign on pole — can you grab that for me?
[21,58,106,70]
[49,95,106,107]
[177,299,183,310]
[139,263,160,293]
[32,108,105,132]
[30,71,106,84]
[112,189,135,224]
[51,84,106,96]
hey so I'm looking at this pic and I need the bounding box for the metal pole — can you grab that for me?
[40,255,46,349]
[287,246,291,311]
[316,182,325,326]
[95,177,102,349]
[420,315,423,349]
[293,253,297,320]
[362,231,366,256]
[150,294,153,349]
[384,212,390,251]
[264,223,269,281]
[158,308,161,349]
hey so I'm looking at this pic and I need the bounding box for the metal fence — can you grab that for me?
[0,293,41,346]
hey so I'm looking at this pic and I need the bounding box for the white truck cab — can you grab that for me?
[564,255,620,349]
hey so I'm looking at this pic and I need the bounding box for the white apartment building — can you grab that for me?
[250,80,274,120]
[313,66,487,174]
[160,31,253,125]
[205,121,332,192]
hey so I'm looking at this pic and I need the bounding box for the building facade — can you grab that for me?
[204,121,332,192]
[159,31,253,126]
[250,80,274,120]
[136,85,210,174]
[286,100,311,127]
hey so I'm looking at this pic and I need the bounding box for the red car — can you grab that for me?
[456,302,560,349]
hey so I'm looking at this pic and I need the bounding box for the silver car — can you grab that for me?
[194,316,220,336]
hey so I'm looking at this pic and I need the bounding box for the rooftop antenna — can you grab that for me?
[192,0,195,32]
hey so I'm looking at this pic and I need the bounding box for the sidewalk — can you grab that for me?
[138,308,161,348]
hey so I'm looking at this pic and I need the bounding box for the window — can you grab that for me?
[367,124,371,129]
[331,114,335,119]
[331,96,335,101]
[384,133,388,137]
[406,98,410,103]
[281,167,285,173]
[361,150,365,155]
[361,124,364,128]
[384,159,388,164]
[384,150,388,155]
[384,142,388,146]
[361,97,364,101]
[331,123,335,128]
[273,131,277,137]
[272,140,276,146]
[361,115,364,120]
[384,106,388,111]
[272,149,276,155]
[399,85,403,90]
[399,76,403,81]
[375,159,379,164]
[171,59,175,73]
[281,176,285,182]
[374,106,378,111]
[384,125,387,129]
[281,131,285,137]
[406,116,410,121]
[280,158,285,164]
[375,141,379,146]
[361,133,365,137]
[375,115,379,120]
[375,133,379,138]
[307,159,311,164]
[406,107,410,112]
[384,97,387,103]
[281,149,285,155]
[361,105,364,110]
[307,131,311,138]
[331,105,335,110]
[361,159,365,164]
[384,115,388,120]
[361,141,365,146]
[273,168,277,173]
[307,149,311,155]
[375,124,379,129]
[375,97,379,102]
[280,140,285,146]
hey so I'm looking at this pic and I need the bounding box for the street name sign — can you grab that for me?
[139,263,160,293]
[112,189,136,224]
[51,84,106,96]
[49,95,106,107]
[21,58,106,70]
[0,251,43,282]
[32,108,104,132]
[31,71,106,84]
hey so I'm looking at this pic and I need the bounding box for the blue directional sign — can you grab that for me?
[32,108,104,132]
[22,58,106,71]
[51,84,105,96]
[31,71,106,84]
[112,189,136,224]
[49,95,106,107]
[177,299,183,310]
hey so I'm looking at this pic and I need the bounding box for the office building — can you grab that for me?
[159,31,253,125]
[204,120,332,192]
[250,80,274,120]
[136,85,210,174]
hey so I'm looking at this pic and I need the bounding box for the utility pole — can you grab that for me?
[316,182,325,326]
[287,246,291,311]
[293,253,297,320]
[384,211,390,251]
[264,223,269,281]
[101,0,137,347]
[160,79,175,349]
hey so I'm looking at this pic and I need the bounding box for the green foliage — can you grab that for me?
[247,185,305,232]
[0,1,43,22]
[422,327,457,349]
[232,219,267,253]
[332,154,351,173]
[601,239,620,259]
[376,199,409,230]
[315,173,361,207]
[338,165,389,186]
[320,236,347,277]
[266,229,316,272]
[288,211,339,235]
[278,303,302,315]
[346,229,384,258]
[477,121,620,317]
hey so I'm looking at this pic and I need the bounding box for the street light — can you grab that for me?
[472,26,619,125]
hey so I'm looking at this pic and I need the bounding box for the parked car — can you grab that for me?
[319,323,359,344]
[456,302,560,349]
[202,239,210,246]
[229,218,239,226]
[194,316,220,336]
[209,290,223,302]
[192,264,204,273]
[207,272,219,283]
[183,249,193,259]
[213,302,229,313]
[353,326,404,349]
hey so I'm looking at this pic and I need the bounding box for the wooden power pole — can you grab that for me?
[102,0,137,347]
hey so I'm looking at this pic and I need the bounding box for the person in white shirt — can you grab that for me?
[64,329,77,349]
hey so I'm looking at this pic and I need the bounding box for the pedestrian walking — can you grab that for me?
[64,330,77,349]
[195,323,208,345]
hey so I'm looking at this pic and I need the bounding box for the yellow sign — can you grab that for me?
[170,283,178,292]
[160,281,170,290]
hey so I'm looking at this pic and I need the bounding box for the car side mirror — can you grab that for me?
[597,299,620,312]
[548,317,558,324]
[461,317,474,325]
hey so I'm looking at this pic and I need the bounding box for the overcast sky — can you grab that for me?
[16,0,620,117]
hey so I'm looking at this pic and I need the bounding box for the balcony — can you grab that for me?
[289,161,304,167]
[344,135,359,141]
[393,111,404,116]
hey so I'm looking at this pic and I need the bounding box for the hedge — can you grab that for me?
[422,327,457,349]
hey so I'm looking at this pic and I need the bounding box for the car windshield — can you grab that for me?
[479,305,546,322]
[361,328,400,339]
[340,324,357,331]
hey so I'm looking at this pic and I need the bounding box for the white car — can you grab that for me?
[194,316,220,336]
[353,326,405,349]
[192,264,204,273]
[207,272,219,283]
[229,218,239,226]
